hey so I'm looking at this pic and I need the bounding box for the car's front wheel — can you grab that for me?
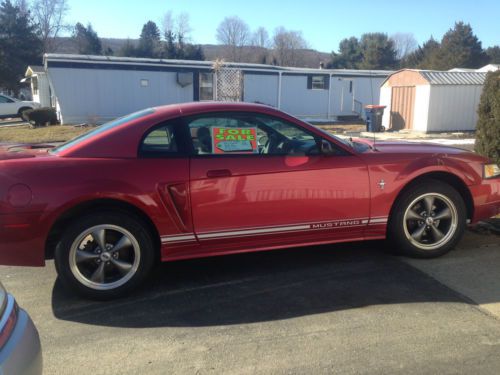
[388,180,467,258]
[55,212,156,299]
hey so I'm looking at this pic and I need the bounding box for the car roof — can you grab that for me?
[152,101,277,117]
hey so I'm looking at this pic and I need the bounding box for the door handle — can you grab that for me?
[207,169,232,178]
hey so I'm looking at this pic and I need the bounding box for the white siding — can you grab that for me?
[32,73,51,107]
[412,85,430,132]
[243,74,279,107]
[379,86,391,129]
[48,68,193,124]
[427,85,483,132]
[330,78,353,116]
[280,75,329,118]
[352,77,385,116]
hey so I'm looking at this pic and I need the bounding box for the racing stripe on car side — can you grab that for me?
[161,216,389,243]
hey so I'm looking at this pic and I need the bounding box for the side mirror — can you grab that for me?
[320,139,336,155]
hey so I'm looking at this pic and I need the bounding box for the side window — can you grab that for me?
[187,114,322,156]
[308,75,329,90]
[0,95,11,103]
[140,123,178,156]
[199,73,214,101]
[189,116,262,155]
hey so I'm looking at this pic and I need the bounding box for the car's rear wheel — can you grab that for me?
[388,180,466,258]
[55,212,155,299]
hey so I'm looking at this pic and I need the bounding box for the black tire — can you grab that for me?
[388,179,466,258]
[17,107,32,121]
[55,211,156,300]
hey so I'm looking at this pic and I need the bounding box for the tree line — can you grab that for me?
[328,22,499,70]
[1,0,499,95]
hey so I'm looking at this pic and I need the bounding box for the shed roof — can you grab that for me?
[419,71,487,85]
[382,69,487,86]
[24,65,45,76]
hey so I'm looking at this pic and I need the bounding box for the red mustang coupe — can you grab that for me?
[1,102,499,299]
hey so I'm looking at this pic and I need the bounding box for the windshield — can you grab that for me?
[51,108,154,154]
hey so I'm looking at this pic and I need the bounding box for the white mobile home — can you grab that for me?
[379,69,487,132]
[40,54,391,124]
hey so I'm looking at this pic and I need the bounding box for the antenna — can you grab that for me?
[369,69,377,151]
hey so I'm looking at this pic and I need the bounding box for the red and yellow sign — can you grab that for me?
[212,127,258,154]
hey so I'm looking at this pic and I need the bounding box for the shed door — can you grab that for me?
[390,86,415,130]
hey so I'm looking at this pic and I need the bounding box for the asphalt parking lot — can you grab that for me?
[1,231,500,375]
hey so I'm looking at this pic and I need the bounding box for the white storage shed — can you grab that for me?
[39,54,391,124]
[379,69,487,132]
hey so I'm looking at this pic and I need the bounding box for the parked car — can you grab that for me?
[0,281,42,374]
[0,94,40,119]
[0,102,499,299]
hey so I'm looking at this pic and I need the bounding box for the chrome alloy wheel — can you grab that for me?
[403,193,458,251]
[69,224,141,290]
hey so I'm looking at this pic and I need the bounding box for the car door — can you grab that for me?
[0,95,17,116]
[186,112,370,255]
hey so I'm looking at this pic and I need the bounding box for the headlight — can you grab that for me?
[0,282,18,350]
[484,164,500,179]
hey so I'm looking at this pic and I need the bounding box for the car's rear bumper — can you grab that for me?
[470,178,500,223]
[0,213,46,266]
[0,295,43,375]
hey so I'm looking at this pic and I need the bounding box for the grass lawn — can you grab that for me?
[0,125,92,144]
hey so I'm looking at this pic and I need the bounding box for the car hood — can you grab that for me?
[355,139,471,154]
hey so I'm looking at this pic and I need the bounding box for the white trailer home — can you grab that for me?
[40,54,391,124]
[379,69,488,132]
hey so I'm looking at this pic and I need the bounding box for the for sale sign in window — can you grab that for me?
[212,127,258,154]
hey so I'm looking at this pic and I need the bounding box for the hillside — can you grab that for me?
[50,37,330,68]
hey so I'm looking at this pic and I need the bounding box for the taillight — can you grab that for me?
[0,297,18,350]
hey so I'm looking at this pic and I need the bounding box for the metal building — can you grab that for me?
[38,54,391,124]
[379,69,488,132]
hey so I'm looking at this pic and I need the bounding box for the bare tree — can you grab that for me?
[216,16,250,62]
[391,32,418,61]
[32,0,70,53]
[162,10,175,35]
[272,27,309,67]
[251,27,270,48]
[163,11,192,42]
[176,12,192,42]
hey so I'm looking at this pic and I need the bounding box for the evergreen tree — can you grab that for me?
[434,22,488,70]
[475,71,500,164]
[72,22,102,55]
[183,44,204,61]
[0,0,42,93]
[118,38,137,57]
[404,37,440,69]
[358,33,398,69]
[164,30,177,58]
[328,37,362,69]
[328,33,397,70]
[137,20,161,58]
[485,46,500,64]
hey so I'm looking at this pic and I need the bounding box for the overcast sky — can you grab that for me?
[66,0,500,51]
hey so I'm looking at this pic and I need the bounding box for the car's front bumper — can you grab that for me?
[0,212,46,266]
[470,178,500,222]
[0,295,42,375]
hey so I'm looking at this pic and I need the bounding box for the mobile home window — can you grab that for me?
[199,73,214,101]
[309,75,328,90]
